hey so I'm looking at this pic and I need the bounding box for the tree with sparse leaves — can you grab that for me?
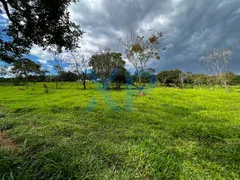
[120,29,165,90]
[0,0,83,63]
[179,71,190,88]
[201,47,232,91]
[66,51,89,90]
[52,54,65,89]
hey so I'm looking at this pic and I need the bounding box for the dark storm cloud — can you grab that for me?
[67,0,240,73]
[160,0,240,73]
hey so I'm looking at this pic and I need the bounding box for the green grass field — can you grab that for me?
[0,82,240,179]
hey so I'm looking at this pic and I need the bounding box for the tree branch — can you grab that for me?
[0,0,15,22]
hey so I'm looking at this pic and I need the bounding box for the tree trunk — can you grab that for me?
[56,78,59,89]
[26,75,29,86]
[105,81,109,91]
[224,80,228,91]
[138,74,142,87]
[82,73,87,90]
[137,74,142,92]
[83,81,86,90]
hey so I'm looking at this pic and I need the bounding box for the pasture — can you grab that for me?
[0,83,240,179]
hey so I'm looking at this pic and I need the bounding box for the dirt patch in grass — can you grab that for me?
[137,92,145,96]
[0,131,18,150]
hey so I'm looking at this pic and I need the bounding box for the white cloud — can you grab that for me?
[1,0,238,74]
[64,65,74,72]
[0,65,15,78]
[30,45,54,60]
[38,59,48,64]
[236,8,240,14]
[0,13,8,20]
[47,65,53,68]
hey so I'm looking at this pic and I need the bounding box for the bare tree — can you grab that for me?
[120,29,165,90]
[201,47,232,91]
[179,71,189,88]
[66,51,89,90]
[52,54,65,89]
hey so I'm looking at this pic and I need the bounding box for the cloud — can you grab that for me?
[47,65,53,69]
[166,44,174,49]
[0,13,8,21]
[64,65,74,72]
[0,65,15,78]
[38,59,48,64]
[67,0,240,74]
[30,45,54,61]
[0,15,8,27]
[2,0,238,74]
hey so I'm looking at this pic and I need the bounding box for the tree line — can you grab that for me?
[157,69,240,88]
[1,67,240,89]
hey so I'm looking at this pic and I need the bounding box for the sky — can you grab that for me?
[1,0,240,76]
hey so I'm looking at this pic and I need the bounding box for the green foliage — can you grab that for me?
[11,58,41,75]
[89,49,125,90]
[0,83,239,179]
[59,71,79,82]
[0,0,83,63]
[157,69,182,86]
[133,70,156,84]
[0,33,29,63]
[10,58,41,85]
[230,75,240,85]
[112,68,131,89]
[157,70,240,88]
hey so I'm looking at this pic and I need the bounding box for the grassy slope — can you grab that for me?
[0,82,239,179]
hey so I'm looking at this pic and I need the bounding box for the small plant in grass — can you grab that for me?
[43,83,48,94]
